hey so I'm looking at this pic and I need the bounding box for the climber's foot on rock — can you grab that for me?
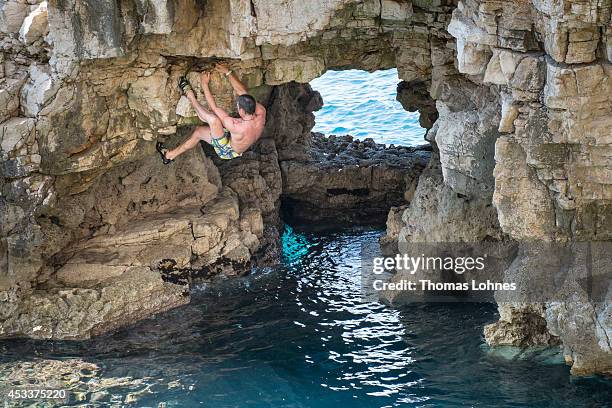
[178,76,192,96]
[156,142,174,165]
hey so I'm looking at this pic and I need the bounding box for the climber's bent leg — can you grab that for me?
[186,90,224,129]
[165,125,215,161]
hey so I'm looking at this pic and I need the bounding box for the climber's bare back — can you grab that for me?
[159,64,267,163]
[224,103,267,154]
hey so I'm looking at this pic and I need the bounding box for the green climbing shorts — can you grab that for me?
[211,131,242,160]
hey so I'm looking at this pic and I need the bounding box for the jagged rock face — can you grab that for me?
[0,0,610,374]
[380,0,610,376]
[396,153,503,244]
[443,0,611,376]
[282,133,430,225]
[396,80,438,129]
[379,152,513,305]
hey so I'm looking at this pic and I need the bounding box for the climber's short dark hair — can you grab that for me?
[237,94,257,114]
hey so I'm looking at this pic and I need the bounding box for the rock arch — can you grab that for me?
[1,0,610,375]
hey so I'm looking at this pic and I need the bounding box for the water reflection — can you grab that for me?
[0,227,610,407]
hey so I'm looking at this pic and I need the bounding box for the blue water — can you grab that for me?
[310,69,425,146]
[1,227,610,407]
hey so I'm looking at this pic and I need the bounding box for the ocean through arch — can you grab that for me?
[310,68,426,146]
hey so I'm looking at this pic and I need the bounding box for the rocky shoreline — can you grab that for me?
[282,133,431,224]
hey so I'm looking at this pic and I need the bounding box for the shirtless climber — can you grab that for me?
[156,63,266,163]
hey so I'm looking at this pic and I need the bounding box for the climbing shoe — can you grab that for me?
[156,142,174,165]
[178,76,192,95]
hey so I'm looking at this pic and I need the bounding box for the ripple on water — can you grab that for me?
[0,226,610,407]
[310,69,426,146]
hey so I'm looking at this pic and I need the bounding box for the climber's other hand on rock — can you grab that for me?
[214,63,230,75]
[201,71,212,86]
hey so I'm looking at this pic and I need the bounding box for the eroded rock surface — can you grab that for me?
[443,0,611,376]
[0,0,610,374]
[282,133,430,224]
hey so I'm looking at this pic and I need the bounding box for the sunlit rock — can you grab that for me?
[498,94,518,133]
[266,57,326,85]
[493,137,556,240]
[381,0,412,21]
[127,69,176,129]
[20,64,59,117]
[0,0,28,34]
[18,1,48,45]
[0,117,35,159]
[0,73,27,122]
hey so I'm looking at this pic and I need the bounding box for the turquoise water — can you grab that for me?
[310,69,426,146]
[1,227,610,407]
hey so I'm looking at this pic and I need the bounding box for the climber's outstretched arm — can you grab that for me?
[201,72,238,132]
[215,63,248,96]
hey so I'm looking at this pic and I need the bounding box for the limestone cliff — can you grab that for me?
[0,0,610,375]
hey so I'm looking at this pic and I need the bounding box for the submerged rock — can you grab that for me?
[484,304,560,348]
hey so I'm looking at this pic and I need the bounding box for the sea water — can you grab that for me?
[0,226,610,407]
[310,69,426,146]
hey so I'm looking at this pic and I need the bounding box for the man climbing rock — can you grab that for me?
[157,63,266,163]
